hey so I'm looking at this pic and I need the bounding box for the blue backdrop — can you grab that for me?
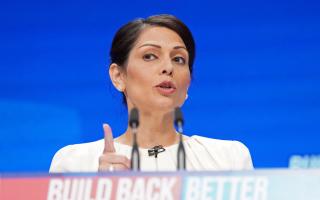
[1,0,319,171]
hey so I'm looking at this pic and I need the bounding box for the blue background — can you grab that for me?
[0,0,319,172]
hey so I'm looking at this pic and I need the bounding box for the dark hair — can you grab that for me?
[109,14,196,105]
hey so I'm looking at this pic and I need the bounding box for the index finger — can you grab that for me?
[103,123,116,153]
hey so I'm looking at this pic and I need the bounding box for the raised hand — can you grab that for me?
[98,124,131,171]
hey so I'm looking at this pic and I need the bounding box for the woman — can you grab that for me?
[49,14,253,172]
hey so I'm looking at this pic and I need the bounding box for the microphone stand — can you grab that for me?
[175,107,186,170]
[129,108,140,171]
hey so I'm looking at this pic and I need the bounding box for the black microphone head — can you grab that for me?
[129,107,139,128]
[174,107,184,126]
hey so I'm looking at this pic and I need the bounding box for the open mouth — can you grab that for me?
[156,81,176,89]
[155,81,176,95]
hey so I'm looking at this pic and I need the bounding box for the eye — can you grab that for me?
[143,53,157,61]
[173,56,186,65]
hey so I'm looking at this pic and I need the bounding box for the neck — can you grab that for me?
[120,110,178,148]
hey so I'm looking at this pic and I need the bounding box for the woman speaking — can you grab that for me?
[49,14,253,172]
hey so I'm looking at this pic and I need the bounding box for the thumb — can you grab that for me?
[103,123,115,153]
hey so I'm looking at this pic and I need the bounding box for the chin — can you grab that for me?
[152,98,180,111]
[136,95,183,112]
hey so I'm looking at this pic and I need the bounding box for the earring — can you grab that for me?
[117,86,123,92]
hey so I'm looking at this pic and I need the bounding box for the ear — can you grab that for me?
[109,63,126,92]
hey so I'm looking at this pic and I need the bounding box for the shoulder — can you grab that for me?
[190,135,250,153]
[187,135,253,170]
[49,139,104,172]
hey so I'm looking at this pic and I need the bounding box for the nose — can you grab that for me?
[160,58,174,76]
[161,68,173,76]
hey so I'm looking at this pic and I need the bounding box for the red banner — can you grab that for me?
[1,175,181,200]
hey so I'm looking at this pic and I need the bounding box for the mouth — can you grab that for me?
[155,81,177,95]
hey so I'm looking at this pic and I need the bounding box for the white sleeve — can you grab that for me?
[49,145,73,173]
[49,140,103,173]
[190,136,254,170]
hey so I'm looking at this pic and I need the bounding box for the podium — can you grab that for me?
[1,169,320,200]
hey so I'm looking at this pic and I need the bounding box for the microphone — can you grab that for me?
[129,107,139,128]
[174,107,186,170]
[129,108,140,171]
[148,145,166,158]
[174,107,184,132]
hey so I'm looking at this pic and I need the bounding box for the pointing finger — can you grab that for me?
[103,123,115,153]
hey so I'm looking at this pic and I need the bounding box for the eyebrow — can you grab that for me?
[138,43,187,51]
[138,44,161,49]
[173,46,187,51]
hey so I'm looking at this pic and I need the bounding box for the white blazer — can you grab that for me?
[50,135,253,172]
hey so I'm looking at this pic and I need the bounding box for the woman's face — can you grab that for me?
[122,26,191,113]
